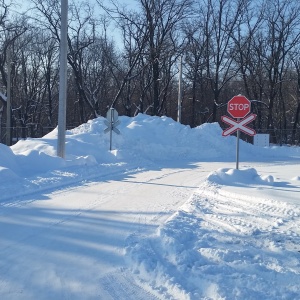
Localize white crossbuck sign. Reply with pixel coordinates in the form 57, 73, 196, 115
222, 114, 256, 136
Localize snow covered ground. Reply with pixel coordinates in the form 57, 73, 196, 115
0, 114, 299, 299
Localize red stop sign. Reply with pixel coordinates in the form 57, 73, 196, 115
227, 95, 251, 118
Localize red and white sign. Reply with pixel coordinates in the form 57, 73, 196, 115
222, 114, 257, 136
227, 95, 251, 118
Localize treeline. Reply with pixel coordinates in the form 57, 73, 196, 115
1, 0, 300, 144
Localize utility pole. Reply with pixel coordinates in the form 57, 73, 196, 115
6, 48, 11, 146
177, 55, 183, 123
57, 0, 68, 158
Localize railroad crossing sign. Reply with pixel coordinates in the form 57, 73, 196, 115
104, 108, 120, 135
221, 114, 257, 136
104, 108, 120, 151
227, 95, 251, 118
221, 95, 256, 170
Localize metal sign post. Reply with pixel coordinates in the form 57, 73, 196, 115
109, 109, 113, 151
6, 49, 11, 146
236, 123, 240, 170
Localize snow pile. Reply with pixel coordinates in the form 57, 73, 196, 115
126, 169, 300, 299
207, 167, 275, 185
0, 113, 297, 202
2, 114, 299, 184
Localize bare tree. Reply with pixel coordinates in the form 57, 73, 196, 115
290, 48, 300, 144
262, 0, 300, 133
183, 21, 211, 127
139, 0, 192, 116
33, 0, 106, 123
109, 9, 149, 113
0, 0, 27, 105
99, 0, 192, 116
231, 1, 266, 128
198, 0, 250, 122
38, 33, 59, 128
82, 33, 118, 116
96, 0, 152, 116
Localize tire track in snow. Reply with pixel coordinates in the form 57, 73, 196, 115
195, 185, 300, 238
98, 270, 161, 300
135, 182, 300, 299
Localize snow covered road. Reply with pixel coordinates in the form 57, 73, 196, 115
0, 162, 224, 300
1, 159, 300, 299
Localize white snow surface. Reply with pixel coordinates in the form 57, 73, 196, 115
0, 114, 300, 300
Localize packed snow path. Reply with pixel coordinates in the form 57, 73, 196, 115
1, 161, 300, 299
0, 162, 220, 300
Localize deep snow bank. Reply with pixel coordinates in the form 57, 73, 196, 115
0, 114, 299, 189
